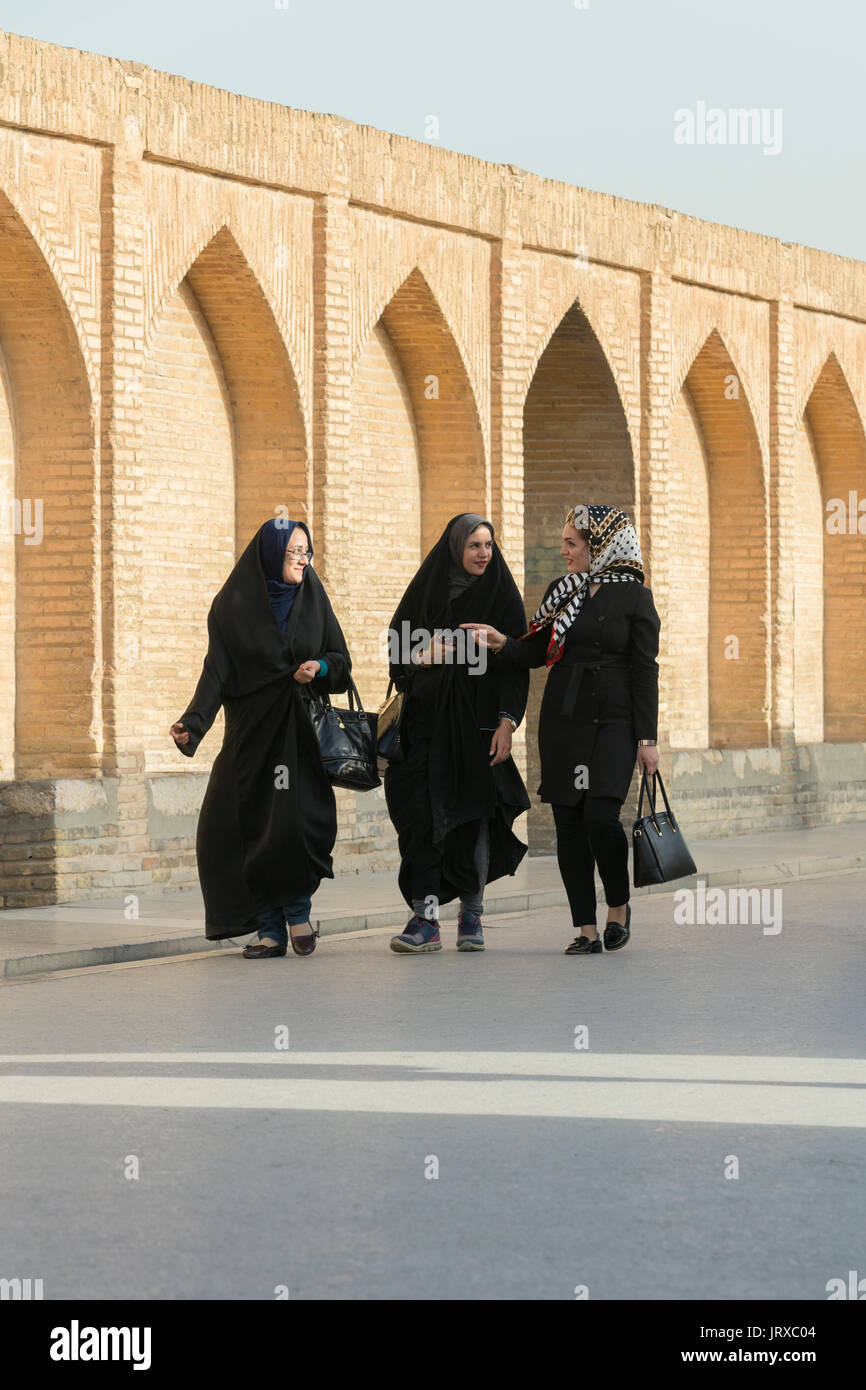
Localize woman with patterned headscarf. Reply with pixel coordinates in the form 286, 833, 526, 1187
169, 518, 352, 959
462, 504, 660, 955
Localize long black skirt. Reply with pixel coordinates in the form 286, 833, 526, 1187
195, 685, 336, 940
384, 697, 530, 910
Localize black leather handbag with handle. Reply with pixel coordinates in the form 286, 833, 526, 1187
302, 675, 381, 792
632, 767, 697, 887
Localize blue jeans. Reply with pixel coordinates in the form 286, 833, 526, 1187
256, 895, 313, 947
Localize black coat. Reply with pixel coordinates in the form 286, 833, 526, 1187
384, 519, 531, 908
498, 580, 660, 804
174, 529, 351, 939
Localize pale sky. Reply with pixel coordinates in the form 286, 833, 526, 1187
1, 0, 864, 261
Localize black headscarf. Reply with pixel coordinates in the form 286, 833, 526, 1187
258, 518, 313, 635
390, 513, 518, 644
205, 521, 348, 698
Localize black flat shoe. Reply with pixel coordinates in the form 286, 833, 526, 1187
289, 921, 317, 957
564, 934, 602, 955
603, 902, 631, 952
242, 941, 287, 958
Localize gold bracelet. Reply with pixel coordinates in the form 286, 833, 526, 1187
637, 739, 657, 746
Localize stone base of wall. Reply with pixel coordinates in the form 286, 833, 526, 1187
0, 773, 401, 908
2, 742, 865, 908
526, 741, 866, 854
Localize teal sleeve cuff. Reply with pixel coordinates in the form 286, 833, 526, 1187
318, 658, 328, 677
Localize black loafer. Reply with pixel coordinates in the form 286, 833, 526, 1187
242, 941, 287, 958
289, 922, 317, 957
603, 903, 631, 952
564, 934, 602, 955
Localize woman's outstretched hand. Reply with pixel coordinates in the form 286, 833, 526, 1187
459, 622, 506, 652
169, 721, 189, 748
637, 744, 660, 777
489, 718, 513, 765
293, 660, 321, 684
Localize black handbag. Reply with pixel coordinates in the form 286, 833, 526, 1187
631, 768, 696, 887
376, 679, 406, 770
302, 675, 381, 792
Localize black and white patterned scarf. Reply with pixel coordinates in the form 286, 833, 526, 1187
526, 504, 644, 666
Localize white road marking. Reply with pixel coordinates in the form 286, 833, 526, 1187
0, 1074, 861, 1126
0, 1052, 862, 1126
0, 1051, 863, 1083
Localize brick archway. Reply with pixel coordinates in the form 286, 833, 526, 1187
794, 354, 866, 743
0, 189, 96, 781
522, 299, 636, 848
668, 329, 769, 749
138, 226, 309, 774
345, 267, 487, 710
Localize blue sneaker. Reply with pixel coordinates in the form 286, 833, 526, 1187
456, 910, 485, 951
390, 915, 442, 953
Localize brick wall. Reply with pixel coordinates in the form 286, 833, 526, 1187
0, 30, 865, 907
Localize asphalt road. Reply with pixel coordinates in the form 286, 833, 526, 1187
0, 870, 863, 1300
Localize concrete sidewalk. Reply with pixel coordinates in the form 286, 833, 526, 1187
0, 820, 862, 978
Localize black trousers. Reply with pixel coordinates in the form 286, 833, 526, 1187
551, 795, 630, 928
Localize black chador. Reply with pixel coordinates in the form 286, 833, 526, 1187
384, 515, 531, 909
174, 524, 350, 938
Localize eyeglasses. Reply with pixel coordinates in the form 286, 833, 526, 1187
286, 548, 311, 561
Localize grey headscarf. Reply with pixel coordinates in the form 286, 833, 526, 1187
448, 512, 494, 602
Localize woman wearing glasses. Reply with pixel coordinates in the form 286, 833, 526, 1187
169, 518, 351, 958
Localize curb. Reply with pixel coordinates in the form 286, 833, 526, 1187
1, 848, 862, 980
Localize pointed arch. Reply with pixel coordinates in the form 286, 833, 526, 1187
794, 342, 863, 427
137, 225, 309, 773
519, 276, 638, 442
344, 266, 488, 710
672, 322, 762, 428
667, 329, 769, 749
522, 297, 636, 848
0, 186, 97, 782
353, 262, 487, 453
794, 354, 866, 743
0, 174, 98, 394
145, 218, 310, 436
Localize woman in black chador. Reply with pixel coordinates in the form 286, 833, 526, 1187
169, 518, 351, 958
385, 513, 531, 954
464, 504, 660, 956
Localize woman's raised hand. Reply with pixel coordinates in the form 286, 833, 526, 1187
293, 660, 321, 684
459, 622, 506, 652
169, 721, 189, 747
